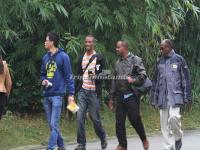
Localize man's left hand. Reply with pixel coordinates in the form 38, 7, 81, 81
127, 76, 135, 84
68, 95, 75, 104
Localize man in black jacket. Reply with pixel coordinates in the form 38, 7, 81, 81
74, 35, 107, 150
109, 40, 149, 150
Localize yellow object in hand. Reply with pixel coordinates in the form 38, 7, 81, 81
67, 102, 79, 114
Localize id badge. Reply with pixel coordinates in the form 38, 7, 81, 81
123, 93, 133, 100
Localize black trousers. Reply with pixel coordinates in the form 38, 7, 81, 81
0, 92, 7, 120
115, 95, 147, 148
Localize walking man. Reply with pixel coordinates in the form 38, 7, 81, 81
75, 35, 107, 150
0, 53, 12, 120
109, 40, 149, 150
151, 39, 192, 150
41, 32, 75, 150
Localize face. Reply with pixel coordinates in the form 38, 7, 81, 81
116, 41, 125, 55
160, 42, 171, 56
85, 37, 94, 51
44, 36, 53, 49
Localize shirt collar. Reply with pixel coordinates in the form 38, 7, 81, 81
85, 50, 96, 57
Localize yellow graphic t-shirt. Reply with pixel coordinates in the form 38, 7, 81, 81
46, 60, 57, 79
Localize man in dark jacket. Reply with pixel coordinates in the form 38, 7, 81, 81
109, 40, 149, 150
74, 35, 107, 150
41, 32, 75, 150
151, 39, 192, 150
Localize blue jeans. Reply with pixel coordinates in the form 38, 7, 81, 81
44, 96, 64, 150
77, 88, 106, 145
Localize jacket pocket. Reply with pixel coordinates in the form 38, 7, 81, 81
173, 90, 184, 105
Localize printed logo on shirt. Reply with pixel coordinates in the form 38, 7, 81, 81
46, 60, 57, 79
96, 64, 100, 71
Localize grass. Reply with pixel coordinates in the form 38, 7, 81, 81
0, 103, 200, 150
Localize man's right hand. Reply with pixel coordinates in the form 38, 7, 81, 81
42, 79, 48, 86
68, 95, 75, 105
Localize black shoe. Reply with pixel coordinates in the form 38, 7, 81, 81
101, 138, 107, 149
74, 144, 86, 150
175, 139, 182, 150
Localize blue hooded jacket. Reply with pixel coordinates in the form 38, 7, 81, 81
41, 48, 75, 97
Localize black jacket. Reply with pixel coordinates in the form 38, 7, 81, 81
75, 53, 106, 98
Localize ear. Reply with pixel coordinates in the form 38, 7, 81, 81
50, 41, 54, 46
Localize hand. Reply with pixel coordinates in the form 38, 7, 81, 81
108, 99, 114, 111
185, 101, 192, 112
68, 95, 75, 104
42, 80, 48, 86
127, 76, 135, 84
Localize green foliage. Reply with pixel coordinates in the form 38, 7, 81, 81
0, 0, 199, 113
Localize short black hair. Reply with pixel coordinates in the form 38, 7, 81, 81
118, 40, 128, 49
163, 39, 174, 49
47, 32, 60, 47
122, 40, 128, 49
85, 35, 95, 42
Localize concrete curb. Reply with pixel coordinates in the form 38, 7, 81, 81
10, 145, 45, 150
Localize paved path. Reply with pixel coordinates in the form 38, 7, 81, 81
10, 130, 200, 150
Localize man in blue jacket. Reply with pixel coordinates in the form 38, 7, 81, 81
151, 39, 192, 150
41, 32, 75, 150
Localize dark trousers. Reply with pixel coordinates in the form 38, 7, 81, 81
115, 95, 147, 148
0, 92, 7, 120
77, 88, 106, 145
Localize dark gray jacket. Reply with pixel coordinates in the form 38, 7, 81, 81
151, 50, 192, 109
111, 52, 147, 98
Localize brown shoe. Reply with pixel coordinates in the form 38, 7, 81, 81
115, 145, 127, 150
143, 139, 149, 150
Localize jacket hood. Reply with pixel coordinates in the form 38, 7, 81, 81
47, 48, 65, 56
